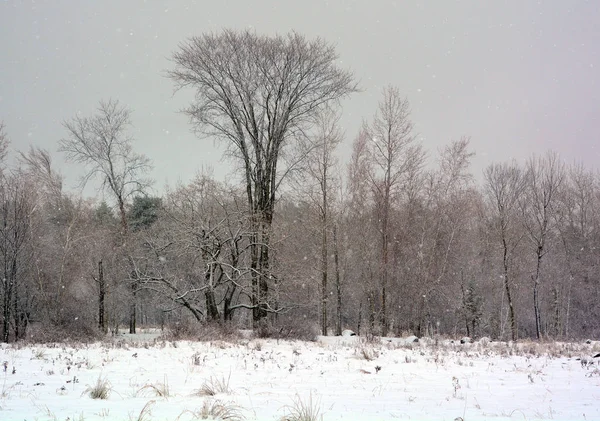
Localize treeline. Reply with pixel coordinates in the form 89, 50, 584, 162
0, 30, 598, 342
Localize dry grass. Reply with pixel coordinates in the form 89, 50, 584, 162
84, 375, 111, 399
133, 400, 156, 421
280, 393, 322, 421
357, 346, 378, 361
195, 374, 232, 396
137, 376, 170, 398
178, 399, 245, 421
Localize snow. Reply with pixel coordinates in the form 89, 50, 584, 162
1, 332, 599, 420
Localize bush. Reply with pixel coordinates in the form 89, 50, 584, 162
255, 319, 318, 342
26, 319, 102, 344
162, 320, 241, 342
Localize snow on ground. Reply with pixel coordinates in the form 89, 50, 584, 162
1, 331, 599, 421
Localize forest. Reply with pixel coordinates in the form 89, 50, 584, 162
0, 29, 598, 343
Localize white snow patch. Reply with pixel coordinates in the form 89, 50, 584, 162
0, 334, 598, 420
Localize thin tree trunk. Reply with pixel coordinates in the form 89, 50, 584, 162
532, 250, 543, 339
320, 206, 328, 336
381, 208, 389, 337
98, 260, 107, 333
368, 290, 375, 333
129, 264, 137, 334
2, 277, 10, 343
502, 238, 518, 341
12, 275, 18, 340
250, 230, 259, 325
258, 219, 270, 320
552, 286, 560, 337
333, 224, 342, 336
357, 300, 362, 336
565, 275, 573, 338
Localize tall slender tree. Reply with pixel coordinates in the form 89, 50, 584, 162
296, 106, 343, 335
520, 152, 564, 339
362, 86, 423, 335
484, 161, 525, 341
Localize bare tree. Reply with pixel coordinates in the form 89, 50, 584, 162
346, 131, 379, 334
60, 99, 152, 333
130, 175, 251, 325
0, 174, 36, 342
520, 152, 564, 338
59, 99, 152, 236
168, 29, 357, 324
554, 163, 596, 337
484, 161, 525, 341
295, 106, 343, 335
362, 86, 424, 335
411, 138, 473, 337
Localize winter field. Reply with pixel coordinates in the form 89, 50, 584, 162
1, 331, 599, 421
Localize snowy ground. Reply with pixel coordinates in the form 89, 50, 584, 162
1, 331, 599, 421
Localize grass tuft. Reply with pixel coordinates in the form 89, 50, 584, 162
84, 375, 111, 399
178, 399, 245, 421
133, 400, 156, 421
280, 393, 322, 421
137, 375, 170, 398
195, 374, 232, 396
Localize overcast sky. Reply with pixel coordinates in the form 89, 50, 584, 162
1, 0, 598, 197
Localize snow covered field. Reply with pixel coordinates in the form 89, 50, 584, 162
1, 332, 599, 421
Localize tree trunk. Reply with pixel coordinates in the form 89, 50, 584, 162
250, 230, 259, 324
257, 218, 270, 321
2, 278, 11, 343
502, 239, 518, 341
381, 207, 389, 337
357, 301, 362, 336
205, 288, 220, 321
532, 249, 543, 339
223, 284, 236, 322
333, 224, 342, 336
368, 290, 375, 333
320, 210, 328, 336
129, 279, 137, 334
12, 276, 18, 340
98, 260, 107, 334
552, 286, 560, 337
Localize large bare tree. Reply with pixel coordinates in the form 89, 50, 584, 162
168, 29, 357, 324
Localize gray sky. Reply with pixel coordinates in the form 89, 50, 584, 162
1, 0, 599, 196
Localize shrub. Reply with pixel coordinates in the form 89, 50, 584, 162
26, 319, 102, 344
162, 321, 240, 342
255, 320, 318, 342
